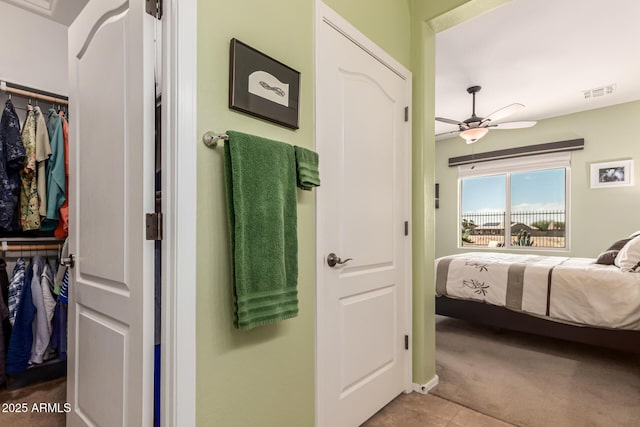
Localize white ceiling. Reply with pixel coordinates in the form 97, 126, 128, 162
435, 0, 640, 139
0, 0, 87, 26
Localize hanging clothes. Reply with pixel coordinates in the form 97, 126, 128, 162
34, 106, 51, 218
6, 262, 35, 375
0, 100, 26, 231
7, 257, 26, 326
54, 238, 69, 296
0, 284, 8, 385
0, 259, 11, 353
50, 277, 67, 361
41, 263, 56, 327
41, 109, 65, 231
0, 258, 8, 317
54, 111, 69, 238
20, 109, 41, 230
0, 259, 10, 386
51, 244, 68, 358
59, 268, 68, 303
29, 256, 50, 364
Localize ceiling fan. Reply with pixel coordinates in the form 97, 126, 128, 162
436, 86, 537, 143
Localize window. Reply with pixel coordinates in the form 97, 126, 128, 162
459, 152, 569, 249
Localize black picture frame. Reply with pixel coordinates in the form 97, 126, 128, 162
229, 38, 301, 129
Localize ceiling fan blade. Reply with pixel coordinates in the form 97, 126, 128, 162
435, 117, 464, 125
480, 103, 524, 125
436, 129, 462, 138
488, 120, 537, 129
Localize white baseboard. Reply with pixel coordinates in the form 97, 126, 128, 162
412, 375, 440, 395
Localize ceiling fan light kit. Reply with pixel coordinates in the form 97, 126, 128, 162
436, 85, 537, 143
461, 127, 488, 144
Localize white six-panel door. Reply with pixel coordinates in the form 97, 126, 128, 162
316, 3, 412, 427
67, 1, 155, 425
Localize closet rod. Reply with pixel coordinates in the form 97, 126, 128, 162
0, 80, 69, 106
2, 244, 60, 252
1, 237, 65, 251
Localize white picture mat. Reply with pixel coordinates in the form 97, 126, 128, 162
590, 159, 634, 188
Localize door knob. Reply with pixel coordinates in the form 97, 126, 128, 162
327, 253, 353, 267
61, 254, 75, 268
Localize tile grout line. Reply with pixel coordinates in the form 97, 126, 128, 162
444, 405, 463, 427
434, 394, 520, 427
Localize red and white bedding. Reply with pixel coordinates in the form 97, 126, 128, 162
435, 252, 640, 330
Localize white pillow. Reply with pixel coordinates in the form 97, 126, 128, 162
614, 235, 640, 272
629, 230, 640, 238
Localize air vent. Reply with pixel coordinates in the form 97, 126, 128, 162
582, 84, 616, 99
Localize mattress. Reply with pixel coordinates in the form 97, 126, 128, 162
435, 252, 640, 330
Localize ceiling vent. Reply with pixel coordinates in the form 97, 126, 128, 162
582, 84, 616, 99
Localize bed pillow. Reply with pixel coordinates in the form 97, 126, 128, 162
607, 238, 632, 251
614, 235, 640, 272
595, 250, 619, 265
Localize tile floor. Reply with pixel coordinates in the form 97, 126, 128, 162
362, 392, 518, 427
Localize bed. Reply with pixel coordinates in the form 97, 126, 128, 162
435, 251, 640, 353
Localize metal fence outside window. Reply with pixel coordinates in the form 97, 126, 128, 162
461, 210, 566, 248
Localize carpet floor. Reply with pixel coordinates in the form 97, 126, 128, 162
0, 377, 66, 427
433, 316, 640, 427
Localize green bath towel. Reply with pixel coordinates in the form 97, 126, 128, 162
224, 130, 299, 330
294, 146, 320, 191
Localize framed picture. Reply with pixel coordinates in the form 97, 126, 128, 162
590, 160, 634, 188
229, 38, 300, 129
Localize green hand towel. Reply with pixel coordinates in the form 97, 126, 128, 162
294, 146, 321, 191
224, 130, 299, 330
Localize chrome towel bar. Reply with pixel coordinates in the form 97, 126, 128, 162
202, 131, 229, 148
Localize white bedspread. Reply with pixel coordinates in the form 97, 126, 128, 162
435, 252, 640, 330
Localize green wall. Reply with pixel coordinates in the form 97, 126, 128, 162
323, 0, 412, 69
195, 1, 505, 424
196, 1, 413, 426
435, 100, 640, 259
196, 1, 315, 425
408, 0, 508, 385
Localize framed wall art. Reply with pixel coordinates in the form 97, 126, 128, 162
229, 38, 301, 129
590, 160, 634, 188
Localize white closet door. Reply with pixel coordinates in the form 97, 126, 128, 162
67, 0, 155, 425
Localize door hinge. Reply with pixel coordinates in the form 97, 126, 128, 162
404, 335, 409, 350
404, 221, 409, 236
145, 0, 163, 19
404, 106, 409, 122
146, 213, 163, 241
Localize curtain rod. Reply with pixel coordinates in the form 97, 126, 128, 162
0, 80, 69, 106
448, 138, 584, 167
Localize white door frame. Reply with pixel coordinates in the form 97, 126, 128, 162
161, 0, 197, 426
314, 2, 413, 425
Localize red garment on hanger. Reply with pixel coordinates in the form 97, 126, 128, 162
54, 112, 69, 238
